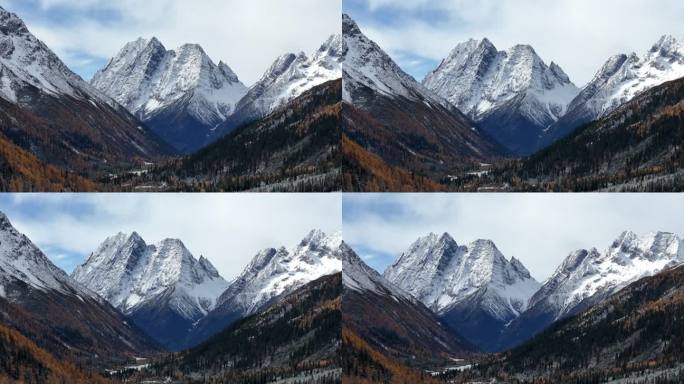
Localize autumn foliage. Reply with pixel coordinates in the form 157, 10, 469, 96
341, 327, 440, 384
0, 133, 99, 191
342, 134, 445, 192
0, 323, 109, 384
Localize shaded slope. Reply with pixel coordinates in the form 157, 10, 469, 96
187, 230, 342, 349
71, 233, 229, 351
0, 93, 172, 177
342, 14, 505, 188
126, 79, 341, 192
0, 286, 160, 369
133, 273, 342, 384
91, 38, 247, 154
0, 7, 173, 178
452, 265, 684, 383
343, 243, 474, 367
516, 77, 684, 191
0, 212, 160, 368
541, 35, 684, 148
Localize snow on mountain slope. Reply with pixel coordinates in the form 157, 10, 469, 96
0, 7, 113, 105
384, 232, 540, 321
529, 231, 684, 320
0, 7, 171, 170
342, 14, 447, 106
0, 212, 73, 297
215, 229, 342, 315
91, 38, 247, 126
423, 38, 578, 124
342, 241, 408, 300
72, 232, 228, 321
0, 211, 160, 361
217, 34, 342, 135
343, 241, 477, 362
542, 35, 684, 146
422, 38, 579, 155
498, 231, 684, 351
186, 229, 342, 347
341, 14, 504, 176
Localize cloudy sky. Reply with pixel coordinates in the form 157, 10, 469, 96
343, 194, 684, 281
344, 0, 684, 85
0, 194, 341, 279
0, 0, 341, 84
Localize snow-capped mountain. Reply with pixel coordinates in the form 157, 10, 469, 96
215, 229, 341, 314
383, 232, 540, 350
341, 14, 504, 177
0, 7, 169, 170
0, 212, 75, 298
384, 233, 540, 318
342, 14, 446, 106
0, 212, 158, 362
187, 229, 342, 346
343, 241, 475, 360
542, 35, 684, 146
0, 8, 112, 105
423, 38, 579, 155
71, 232, 228, 349
216, 34, 342, 136
531, 231, 682, 319
500, 231, 684, 350
91, 37, 247, 153
342, 241, 409, 300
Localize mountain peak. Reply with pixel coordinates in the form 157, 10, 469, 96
469, 238, 498, 249
439, 232, 456, 243
548, 35, 684, 138
91, 36, 247, 149
264, 53, 297, 78
385, 233, 540, 320
423, 36, 579, 150
510, 256, 532, 278
217, 60, 239, 82
650, 34, 680, 54
211, 231, 342, 319
176, 42, 206, 55
0, 211, 11, 229
342, 13, 360, 36
529, 231, 684, 326
157, 237, 186, 247
0, 212, 73, 295
302, 228, 326, 244
198, 255, 220, 278
72, 232, 228, 318
508, 43, 536, 55
0, 7, 28, 35
549, 61, 571, 83
479, 37, 494, 48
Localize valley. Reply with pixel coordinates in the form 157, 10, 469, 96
342, 225, 684, 383
0, 208, 342, 383
0, 5, 342, 192
341, 13, 684, 192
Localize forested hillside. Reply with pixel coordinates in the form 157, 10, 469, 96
120, 80, 342, 192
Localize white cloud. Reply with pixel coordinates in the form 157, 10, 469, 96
354, 0, 684, 84
343, 194, 684, 281
2, 193, 341, 279
2, 0, 341, 83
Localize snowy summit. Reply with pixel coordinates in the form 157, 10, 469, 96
72, 232, 229, 322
